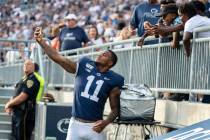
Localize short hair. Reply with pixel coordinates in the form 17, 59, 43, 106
178, 3, 197, 19
117, 21, 126, 30
190, 0, 206, 13
34, 63, 39, 72
160, 0, 175, 5
108, 50, 118, 67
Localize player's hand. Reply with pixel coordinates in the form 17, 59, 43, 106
34, 27, 43, 42
92, 120, 109, 133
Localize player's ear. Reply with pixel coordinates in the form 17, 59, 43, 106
108, 60, 113, 68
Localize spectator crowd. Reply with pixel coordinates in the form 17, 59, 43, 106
0, 0, 141, 63
0, 0, 137, 44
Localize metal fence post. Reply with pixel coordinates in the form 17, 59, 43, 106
189, 31, 197, 101
128, 49, 134, 84
155, 39, 161, 97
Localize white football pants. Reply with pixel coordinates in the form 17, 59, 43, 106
66, 118, 106, 140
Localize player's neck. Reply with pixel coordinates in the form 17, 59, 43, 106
95, 62, 109, 73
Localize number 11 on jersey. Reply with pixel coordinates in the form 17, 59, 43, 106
81, 75, 104, 102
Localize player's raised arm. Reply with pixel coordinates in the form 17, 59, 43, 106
34, 27, 77, 74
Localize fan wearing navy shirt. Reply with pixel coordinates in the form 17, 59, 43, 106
34, 27, 124, 140
59, 14, 89, 51
130, 0, 160, 37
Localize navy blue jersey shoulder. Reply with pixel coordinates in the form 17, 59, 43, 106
72, 57, 124, 121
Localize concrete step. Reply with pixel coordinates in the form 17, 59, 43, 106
0, 113, 11, 122
0, 104, 5, 113
0, 130, 11, 139
0, 88, 14, 96
0, 130, 35, 140
0, 96, 11, 104
0, 121, 11, 130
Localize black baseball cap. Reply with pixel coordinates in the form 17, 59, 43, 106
156, 4, 178, 17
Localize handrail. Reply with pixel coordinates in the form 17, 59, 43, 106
0, 26, 208, 52
0, 38, 35, 43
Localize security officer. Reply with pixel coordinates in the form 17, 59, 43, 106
5, 59, 40, 140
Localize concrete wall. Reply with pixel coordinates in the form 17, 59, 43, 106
154, 100, 210, 128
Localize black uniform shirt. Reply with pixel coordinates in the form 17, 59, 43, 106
14, 73, 40, 109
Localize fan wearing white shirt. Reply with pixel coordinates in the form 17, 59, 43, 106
178, 2, 210, 103
178, 2, 210, 57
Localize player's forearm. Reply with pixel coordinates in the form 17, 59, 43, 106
104, 108, 119, 124
34, 27, 76, 73
37, 39, 61, 63
106, 87, 121, 124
